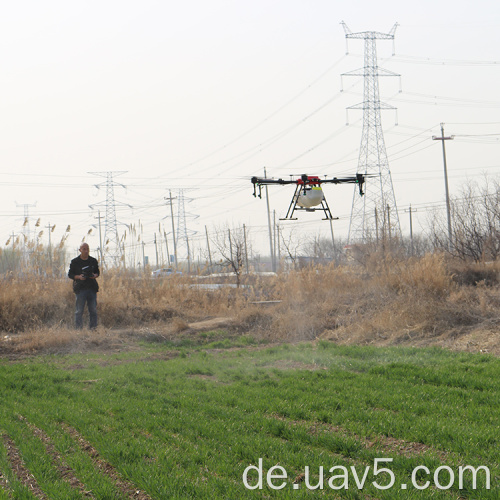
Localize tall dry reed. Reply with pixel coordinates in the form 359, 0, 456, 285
0, 255, 498, 352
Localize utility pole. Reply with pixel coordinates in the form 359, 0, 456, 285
405, 205, 416, 256
432, 123, 454, 251
243, 224, 249, 274
45, 223, 54, 248
228, 229, 233, 262
165, 191, 178, 268
205, 225, 213, 270
154, 233, 158, 267
329, 219, 335, 261
276, 223, 281, 264
45, 223, 55, 267
273, 210, 277, 271
163, 230, 170, 267
94, 210, 105, 266
264, 167, 275, 272
186, 234, 191, 274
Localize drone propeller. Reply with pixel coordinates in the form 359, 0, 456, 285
251, 172, 376, 198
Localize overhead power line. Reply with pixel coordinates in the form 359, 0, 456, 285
392, 54, 500, 66
156, 56, 347, 179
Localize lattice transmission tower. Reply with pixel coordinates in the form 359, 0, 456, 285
15, 202, 37, 243
89, 171, 131, 267
175, 190, 198, 272
342, 22, 402, 245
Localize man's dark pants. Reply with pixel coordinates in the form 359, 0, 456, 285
75, 289, 97, 329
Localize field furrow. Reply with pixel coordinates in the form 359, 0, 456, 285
1, 434, 46, 499
18, 416, 94, 499
62, 424, 152, 500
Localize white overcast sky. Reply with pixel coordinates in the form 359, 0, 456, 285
0, 0, 499, 264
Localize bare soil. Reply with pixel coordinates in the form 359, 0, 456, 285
2, 433, 48, 499
1, 314, 499, 360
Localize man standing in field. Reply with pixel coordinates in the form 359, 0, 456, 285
68, 243, 100, 329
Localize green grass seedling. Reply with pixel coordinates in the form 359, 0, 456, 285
0, 343, 498, 498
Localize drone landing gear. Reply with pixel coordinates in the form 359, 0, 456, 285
319, 199, 339, 221
280, 185, 339, 221
280, 185, 302, 221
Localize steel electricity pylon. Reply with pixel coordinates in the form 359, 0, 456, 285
15, 202, 37, 243
175, 189, 198, 273
342, 21, 402, 245
89, 171, 131, 267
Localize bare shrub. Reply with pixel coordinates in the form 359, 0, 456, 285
428, 175, 500, 261
171, 317, 189, 333
448, 259, 499, 287
232, 306, 274, 334
373, 253, 452, 298
258, 265, 367, 341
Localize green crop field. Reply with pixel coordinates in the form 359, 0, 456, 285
0, 337, 498, 499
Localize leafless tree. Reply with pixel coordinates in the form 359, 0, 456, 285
279, 227, 302, 268
301, 234, 348, 266
399, 234, 433, 258
210, 225, 248, 286
428, 175, 500, 262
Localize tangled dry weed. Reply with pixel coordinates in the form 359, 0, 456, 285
1, 254, 499, 356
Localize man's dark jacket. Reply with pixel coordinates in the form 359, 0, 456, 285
68, 256, 100, 293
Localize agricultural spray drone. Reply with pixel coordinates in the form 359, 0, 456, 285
251, 173, 367, 220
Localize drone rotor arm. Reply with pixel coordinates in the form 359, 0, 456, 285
252, 177, 295, 186
320, 176, 358, 185
251, 176, 295, 198
318, 174, 370, 195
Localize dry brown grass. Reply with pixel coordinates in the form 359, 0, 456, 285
1, 255, 499, 356
232, 254, 499, 353
2, 326, 118, 356
0, 277, 74, 332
